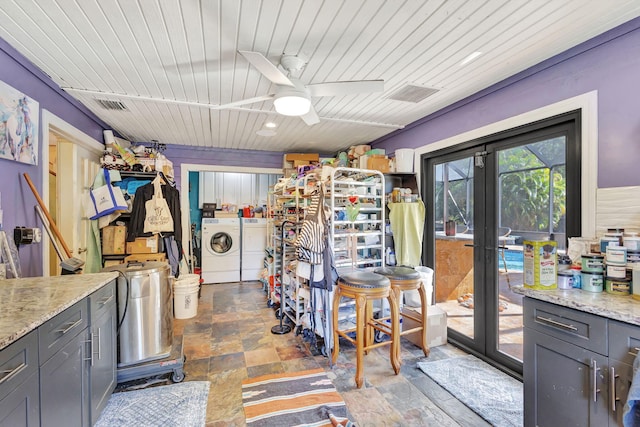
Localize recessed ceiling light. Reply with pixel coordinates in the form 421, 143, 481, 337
460, 51, 483, 66
264, 122, 277, 128
256, 129, 276, 137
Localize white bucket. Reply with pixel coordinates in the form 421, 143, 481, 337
174, 274, 200, 319
404, 266, 433, 307
395, 148, 415, 173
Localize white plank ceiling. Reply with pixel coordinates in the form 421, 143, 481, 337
1, 0, 639, 153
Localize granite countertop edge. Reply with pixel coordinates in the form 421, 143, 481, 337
0, 272, 119, 350
513, 285, 640, 326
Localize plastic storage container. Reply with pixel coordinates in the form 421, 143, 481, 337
174, 274, 201, 319
394, 149, 415, 173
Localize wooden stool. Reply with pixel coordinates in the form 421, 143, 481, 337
331, 270, 400, 388
373, 266, 430, 360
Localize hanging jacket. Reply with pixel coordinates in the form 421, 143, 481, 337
127, 181, 182, 259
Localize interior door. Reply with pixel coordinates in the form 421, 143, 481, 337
56, 137, 101, 270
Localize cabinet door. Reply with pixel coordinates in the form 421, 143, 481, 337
524, 327, 609, 427
90, 308, 117, 425
40, 328, 89, 427
0, 372, 39, 427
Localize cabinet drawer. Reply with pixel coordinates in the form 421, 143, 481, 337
609, 319, 640, 364
89, 280, 116, 321
524, 297, 607, 355
0, 330, 38, 402
38, 299, 88, 365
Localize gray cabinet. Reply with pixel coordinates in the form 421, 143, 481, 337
88, 282, 117, 425
0, 331, 39, 427
524, 297, 640, 427
39, 327, 90, 427
0, 279, 117, 427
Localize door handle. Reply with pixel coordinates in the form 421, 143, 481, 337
610, 366, 620, 411
77, 247, 88, 254
592, 359, 601, 402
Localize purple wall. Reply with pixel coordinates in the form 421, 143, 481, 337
373, 17, 640, 189
0, 39, 108, 277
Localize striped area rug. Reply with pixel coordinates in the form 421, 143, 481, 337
242, 368, 352, 427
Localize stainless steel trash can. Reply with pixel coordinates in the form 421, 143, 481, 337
103, 262, 173, 366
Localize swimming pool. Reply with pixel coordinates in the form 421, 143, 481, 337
501, 249, 523, 272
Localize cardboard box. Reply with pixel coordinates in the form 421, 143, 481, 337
284, 153, 320, 162
402, 305, 447, 348
124, 253, 167, 263
126, 235, 159, 254
283, 153, 319, 172
215, 212, 239, 218
524, 240, 557, 289
367, 155, 390, 173
102, 225, 126, 255
103, 259, 123, 268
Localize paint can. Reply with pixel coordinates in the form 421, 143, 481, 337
557, 270, 574, 289
581, 271, 604, 293
606, 245, 627, 266
633, 264, 640, 301
606, 264, 627, 279
600, 236, 620, 253
581, 254, 604, 273
605, 277, 631, 296
624, 236, 640, 251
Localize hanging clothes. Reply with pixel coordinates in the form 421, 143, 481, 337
127, 175, 183, 264
388, 200, 425, 267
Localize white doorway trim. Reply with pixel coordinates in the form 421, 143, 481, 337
40, 110, 103, 276
414, 90, 598, 238
179, 163, 282, 270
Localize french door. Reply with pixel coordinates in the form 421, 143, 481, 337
423, 112, 581, 373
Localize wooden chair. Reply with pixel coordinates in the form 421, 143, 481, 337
331, 270, 400, 388
372, 266, 430, 361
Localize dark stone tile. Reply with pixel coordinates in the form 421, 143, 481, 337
210, 352, 245, 373
183, 357, 210, 381
275, 343, 311, 360
246, 362, 284, 378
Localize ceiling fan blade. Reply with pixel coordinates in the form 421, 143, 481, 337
238, 51, 295, 87
307, 80, 384, 97
212, 94, 274, 110
301, 105, 320, 126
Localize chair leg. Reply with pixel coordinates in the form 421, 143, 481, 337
331, 287, 341, 365
389, 286, 403, 362
387, 294, 401, 374
417, 282, 430, 357
355, 294, 366, 388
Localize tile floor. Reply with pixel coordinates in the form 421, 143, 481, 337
172, 281, 494, 426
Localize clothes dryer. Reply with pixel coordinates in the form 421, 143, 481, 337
201, 218, 241, 283
241, 218, 268, 281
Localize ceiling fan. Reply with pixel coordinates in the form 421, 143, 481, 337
227, 51, 385, 126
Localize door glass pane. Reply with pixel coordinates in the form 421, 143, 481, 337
434, 156, 475, 340
496, 136, 566, 361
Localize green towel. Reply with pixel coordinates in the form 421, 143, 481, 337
388, 200, 425, 267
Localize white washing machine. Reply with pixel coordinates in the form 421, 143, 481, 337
201, 218, 241, 284
241, 218, 268, 281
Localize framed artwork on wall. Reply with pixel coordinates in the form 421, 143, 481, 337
0, 80, 39, 165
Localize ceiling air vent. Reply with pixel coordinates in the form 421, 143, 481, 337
95, 99, 128, 111
387, 84, 439, 103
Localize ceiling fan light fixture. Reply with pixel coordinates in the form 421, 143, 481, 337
273, 92, 311, 116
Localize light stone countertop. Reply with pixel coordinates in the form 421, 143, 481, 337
514, 285, 640, 326
0, 272, 119, 350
